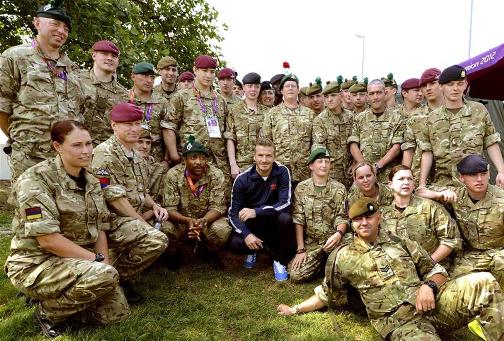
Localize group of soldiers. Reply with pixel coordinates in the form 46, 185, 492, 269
1, 1, 504, 340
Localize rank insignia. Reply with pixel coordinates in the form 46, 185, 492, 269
25, 207, 42, 220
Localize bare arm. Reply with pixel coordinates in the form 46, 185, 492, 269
402, 149, 413, 167
94, 230, 110, 264
226, 139, 240, 178
418, 151, 433, 187
36, 233, 96, 260
430, 245, 453, 264
487, 143, 504, 187
163, 129, 180, 164
349, 142, 364, 163
277, 294, 326, 316
377, 144, 401, 168
0, 112, 8, 136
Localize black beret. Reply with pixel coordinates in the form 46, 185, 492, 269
242, 72, 261, 85
457, 154, 489, 175
260, 81, 274, 92
439, 65, 466, 85
37, 1, 72, 31
234, 79, 243, 88
270, 74, 285, 85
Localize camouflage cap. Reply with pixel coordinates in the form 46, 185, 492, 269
349, 197, 378, 220
382, 73, 397, 88
132, 62, 157, 75
306, 77, 323, 96
307, 147, 330, 165
182, 135, 209, 157
157, 56, 177, 70
340, 76, 358, 90
457, 154, 489, 175
139, 127, 152, 139
299, 86, 308, 97
322, 81, 341, 95
349, 82, 367, 93
36, 0, 72, 31
439, 65, 466, 85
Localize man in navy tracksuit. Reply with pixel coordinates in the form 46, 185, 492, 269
228, 138, 296, 281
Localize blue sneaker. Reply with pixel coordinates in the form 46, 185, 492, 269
273, 260, 288, 281
243, 253, 257, 269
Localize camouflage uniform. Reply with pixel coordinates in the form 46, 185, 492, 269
401, 105, 431, 184
79, 69, 129, 146
380, 195, 461, 270
143, 155, 166, 202
311, 108, 353, 188
91, 135, 168, 281
153, 83, 177, 102
261, 103, 314, 182
289, 178, 348, 282
130, 91, 171, 162
221, 92, 241, 106
4, 156, 129, 324
417, 101, 501, 186
223, 100, 269, 170
161, 88, 231, 180
161, 163, 231, 250
0, 42, 84, 180
347, 182, 393, 208
441, 184, 504, 287
347, 108, 404, 183
317, 232, 504, 340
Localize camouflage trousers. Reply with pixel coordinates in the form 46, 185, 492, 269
450, 248, 504, 288
8, 149, 47, 183
288, 246, 326, 283
7, 257, 130, 324
387, 272, 504, 341
161, 217, 231, 252
109, 216, 168, 282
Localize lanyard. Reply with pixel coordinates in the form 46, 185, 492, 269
184, 168, 208, 198
193, 86, 219, 117
129, 90, 154, 121
31, 39, 67, 81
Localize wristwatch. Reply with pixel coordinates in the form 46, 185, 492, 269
424, 280, 438, 295
292, 305, 301, 315
94, 253, 105, 262
296, 248, 306, 254
335, 230, 344, 236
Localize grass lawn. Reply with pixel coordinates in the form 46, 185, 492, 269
0, 181, 478, 341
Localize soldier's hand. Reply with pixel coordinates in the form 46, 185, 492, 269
496, 172, 504, 188
415, 284, 436, 313
230, 163, 240, 179
153, 204, 169, 221
277, 304, 296, 316
244, 233, 263, 250
323, 232, 343, 252
291, 252, 306, 270
439, 189, 457, 203
239, 208, 257, 222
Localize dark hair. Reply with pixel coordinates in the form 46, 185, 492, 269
388, 164, 412, 181
51, 120, 89, 144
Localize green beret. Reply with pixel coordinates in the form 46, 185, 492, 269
299, 86, 309, 97
382, 73, 397, 88
349, 82, 367, 93
340, 76, 358, 90
306, 77, 323, 96
280, 73, 299, 89
323, 81, 341, 95
307, 147, 330, 165
349, 197, 378, 220
182, 135, 209, 157
132, 62, 157, 75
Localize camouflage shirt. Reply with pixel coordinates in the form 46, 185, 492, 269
401, 105, 431, 183
292, 178, 348, 248
220, 92, 241, 106
347, 108, 404, 182
0, 42, 84, 159
223, 100, 269, 169
347, 182, 394, 208
130, 90, 171, 162
5, 156, 110, 272
311, 108, 353, 187
91, 135, 150, 212
417, 101, 501, 186
80, 69, 128, 146
161, 163, 227, 218
321, 232, 447, 337
144, 155, 167, 202
380, 195, 461, 268
261, 103, 314, 182
153, 83, 177, 102
161, 88, 230, 175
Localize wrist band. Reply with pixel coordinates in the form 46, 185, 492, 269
296, 248, 306, 254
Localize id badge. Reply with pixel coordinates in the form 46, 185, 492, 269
206, 116, 221, 138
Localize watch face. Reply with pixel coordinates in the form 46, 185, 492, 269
95, 253, 105, 262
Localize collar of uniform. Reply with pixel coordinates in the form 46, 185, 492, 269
306, 177, 331, 196
397, 195, 422, 217
460, 184, 493, 209
110, 135, 141, 163
54, 154, 91, 191
185, 165, 211, 186
440, 98, 470, 117
131, 90, 162, 105
89, 69, 117, 86
279, 102, 301, 114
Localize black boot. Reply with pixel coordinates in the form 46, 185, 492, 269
120, 282, 144, 305
33, 307, 64, 338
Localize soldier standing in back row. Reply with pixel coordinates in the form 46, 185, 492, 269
0, 2, 84, 181
80, 40, 128, 146
153, 56, 178, 101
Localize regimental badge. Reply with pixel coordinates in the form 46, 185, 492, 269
96, 168, 111, 188
461, 70, 466, 78
25, 207, 42, 220
187, 143, 192, 151
270, 183, 277, 190
43, 4, 52, 11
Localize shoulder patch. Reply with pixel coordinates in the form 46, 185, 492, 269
96, 168, 111, 188
25, 207, 42, 221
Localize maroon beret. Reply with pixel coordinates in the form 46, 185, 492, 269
179, 71, 195, 82
193, 55, 217, 69
92, 40, 120, 55
110, 103, 143, 122
401, 78, 420, 91
218, 67, 235, 79
419, 68, 441, 86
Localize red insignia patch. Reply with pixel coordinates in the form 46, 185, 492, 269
270, 183, 277, 190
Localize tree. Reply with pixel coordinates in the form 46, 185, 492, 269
0, 0, 227, 85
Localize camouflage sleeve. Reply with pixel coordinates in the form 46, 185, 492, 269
416, 120, 432, 152
390, 118, 405, 145
430, 201, 462, 251
160, 168, 181, 211
332, 185, 348, 228
401, 120, 416, 151
91, 151, 128, 203
347, 113, 361, 145
311, 115, 326, 150
13, 174, 61, 236
482, 104, 501, 148
403, 237, 448, 279
0, 55, 18, 115
223, 109, 236, 141
261, 111, 273, 140
208, 168, 227, 214
292, 184, 306, 225
160, 92, 183, 131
